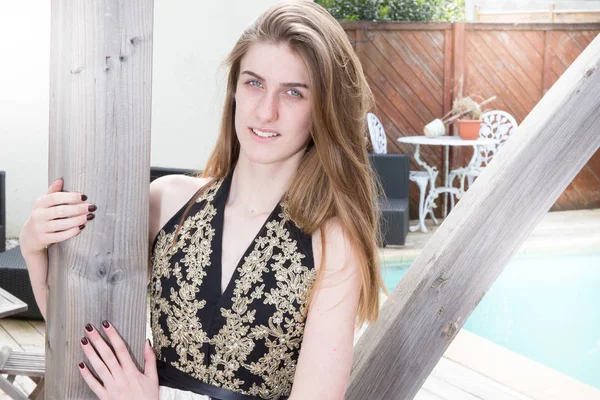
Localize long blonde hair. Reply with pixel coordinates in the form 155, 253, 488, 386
172, 0, 385, 326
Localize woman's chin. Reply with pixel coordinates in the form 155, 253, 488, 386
242, 153, 284, 165
238, 148, 300, 167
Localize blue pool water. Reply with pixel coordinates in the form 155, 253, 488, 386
381, 252, 600, 390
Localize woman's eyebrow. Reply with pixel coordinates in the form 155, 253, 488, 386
241, 70, 309, 89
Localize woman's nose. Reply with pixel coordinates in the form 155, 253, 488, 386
256, 92, 278, 122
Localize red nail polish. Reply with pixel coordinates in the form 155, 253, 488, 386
81, 337, 88, 345
81, 194, 88, 201
78, 362, 85, 369
85, 323, 93, 332
79, 225, 85, 230
88, 205, 97, 212
87, 214, 95, 221
102, 320, 110, 328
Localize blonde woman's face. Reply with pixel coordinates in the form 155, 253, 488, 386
234, 42, 312, 165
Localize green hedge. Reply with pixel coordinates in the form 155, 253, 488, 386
315, 0, 465, 22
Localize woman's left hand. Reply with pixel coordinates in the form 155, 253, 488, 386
78, 320, 159, 400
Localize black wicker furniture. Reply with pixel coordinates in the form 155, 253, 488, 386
0, 247, 41, 320
368, 153, 410, 246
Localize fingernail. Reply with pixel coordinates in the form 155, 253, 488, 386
87, 214, 95, 221
102, 320, 110, 328
147, 339, 151, 346
79, 225, 85, 230
88, 205, 97, 212
81, 194, 88, 201
85, 323, 93, 332
81, 337, 88, 345
78, 362, 85, 369
54, 177, 63, 183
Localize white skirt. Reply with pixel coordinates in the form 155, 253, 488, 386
159, 385, 212, 400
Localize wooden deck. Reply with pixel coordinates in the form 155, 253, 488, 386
417, 357, 532, 400
1, 209, 599, 399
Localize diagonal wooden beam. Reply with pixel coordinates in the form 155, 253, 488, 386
47, 1, 153, 398
347, 33, 600, 399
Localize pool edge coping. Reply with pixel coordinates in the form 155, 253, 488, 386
444, 329, 600, 400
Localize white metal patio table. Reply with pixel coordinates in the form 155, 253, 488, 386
397, 135, 499, 233
0, 287, 27, 318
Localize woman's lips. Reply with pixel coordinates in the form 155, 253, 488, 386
249, 127, 280, 142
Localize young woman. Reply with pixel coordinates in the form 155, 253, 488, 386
19, 1, 386, 399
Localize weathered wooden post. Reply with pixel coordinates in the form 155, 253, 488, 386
47, 1, 153, 398
347, 34, 600, 399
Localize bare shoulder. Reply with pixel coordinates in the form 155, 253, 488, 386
149, 174, 212, 245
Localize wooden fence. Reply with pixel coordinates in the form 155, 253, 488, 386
344, 21, 600, 217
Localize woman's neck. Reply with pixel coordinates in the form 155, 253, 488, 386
227, 153, 301, 215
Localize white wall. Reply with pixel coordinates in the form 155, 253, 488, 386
466, 0, 600, 19
0, 0, 282, 237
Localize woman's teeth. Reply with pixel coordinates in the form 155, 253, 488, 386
252, 128, 279, 138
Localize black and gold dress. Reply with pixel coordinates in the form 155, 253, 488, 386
150, 173, 317, 400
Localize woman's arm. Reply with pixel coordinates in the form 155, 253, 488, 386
22, 250, 50, 320
20, 178, 94, 320
289, 219, 361, 400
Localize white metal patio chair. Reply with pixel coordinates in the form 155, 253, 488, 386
367, 113, 438, 229
449, 110, 518, 207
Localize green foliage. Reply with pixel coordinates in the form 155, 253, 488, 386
315, 0, 386, 21
315, 0, 465, 22
433, 0, 466, 22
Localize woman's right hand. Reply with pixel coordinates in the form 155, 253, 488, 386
19, 178, 96, 258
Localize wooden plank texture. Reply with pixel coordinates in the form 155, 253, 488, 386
47, 0, 153, 398
427, 358, 532, 400
346, 32, 600, 400
0, 320, 44, 351
450, 23, 466, 178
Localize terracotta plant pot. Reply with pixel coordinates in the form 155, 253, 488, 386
457, 119, 482, 140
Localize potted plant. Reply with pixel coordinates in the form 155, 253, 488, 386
453, 96, 484, 140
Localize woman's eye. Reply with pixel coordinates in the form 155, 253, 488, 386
288, 89, 303, 98
248, 80, 262, 87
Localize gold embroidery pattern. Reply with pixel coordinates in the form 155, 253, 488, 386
150, 179, 222, 376
150, 181, 316, 400
209, 215, 317, 399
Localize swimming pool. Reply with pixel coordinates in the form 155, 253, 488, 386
381, 252, 600, 390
